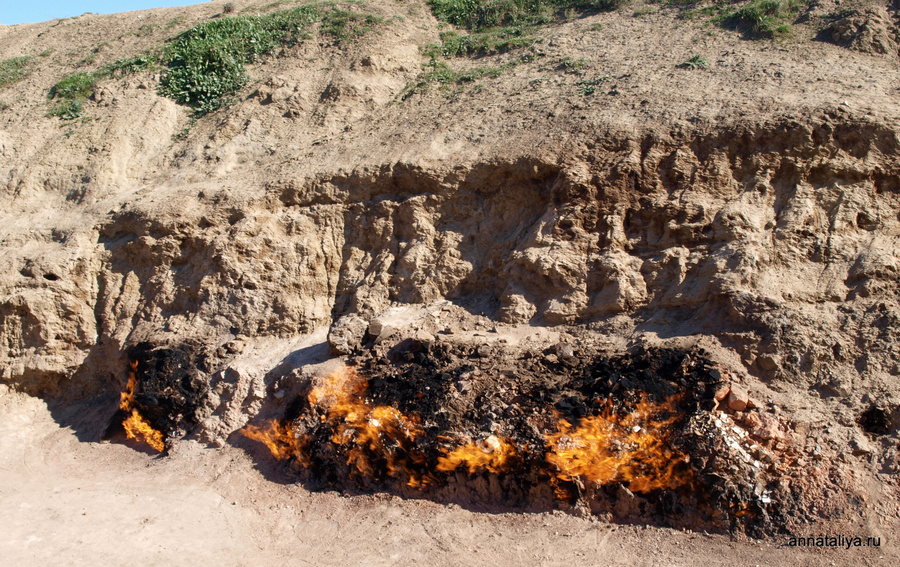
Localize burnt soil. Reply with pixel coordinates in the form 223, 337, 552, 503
224, 339, 798, 537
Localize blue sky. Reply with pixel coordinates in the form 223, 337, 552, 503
1, 1, 207, 25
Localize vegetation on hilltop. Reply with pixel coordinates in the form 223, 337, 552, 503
47, 4, 384, 119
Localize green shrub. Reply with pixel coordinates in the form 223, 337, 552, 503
158, 6, 327, 114
48, 6, 384, 118
0, 56, 33, 89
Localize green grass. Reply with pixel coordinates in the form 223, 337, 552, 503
48, 100, 83, 120
105, 54, 158, 77
0, 57, 33, 90
574, 75, 608, 95
718, 0, 801, 38
402, 60, 508, 99
48, 53, 158, 116
556, 56, 588, 73
165, 15, 188, 29
49, 72, 97, 100
679, 4, 722, 21
424, 27, 535, 57
428, 0, 625, 31
320, 9, 384, 40
423, 0, 625, 59
677, 54, 707, 69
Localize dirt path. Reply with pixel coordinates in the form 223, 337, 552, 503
0, 389, 890, 567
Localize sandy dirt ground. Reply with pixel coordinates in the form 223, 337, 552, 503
0, 388, 891, 567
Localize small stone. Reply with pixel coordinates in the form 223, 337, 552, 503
742, 412, 763, 430
555, 342, 575, 358
714, 384, 731, 402
327, 314, 368, 355
368, 318, 397, 344
758, 355, 779, 371
750, 414, 783, 441
727, 385, 750, 412
415, 330, 435, 343
850, 433, 873, 455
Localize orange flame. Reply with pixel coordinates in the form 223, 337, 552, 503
245, 366, 429, 487
118, 361, 166, 453
122, 409, 166, 452
242, 364, 694, 496
437, 435, 517, 475
545, 395, 692, 493
310, 366, 428, 487
244, 420, 309, 464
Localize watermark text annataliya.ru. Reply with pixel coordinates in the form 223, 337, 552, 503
787, 535, 881, 549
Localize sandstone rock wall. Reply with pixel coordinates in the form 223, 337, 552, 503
2, 120, 898, 422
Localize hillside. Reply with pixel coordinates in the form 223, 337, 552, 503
1, 0, 898, 564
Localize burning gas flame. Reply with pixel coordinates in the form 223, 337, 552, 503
437, 435, 517, 475
118, 361, 166, 453
245, 366, 428, 487
311, 366, 428, 487
243, 420, 309, 464
545, 395, 692, 494
243, 365, 694, 496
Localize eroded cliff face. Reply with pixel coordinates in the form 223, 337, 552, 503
6, 121, 899, 401
1, 0, 899, 535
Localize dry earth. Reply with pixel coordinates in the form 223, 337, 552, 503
1, 0, 900, 563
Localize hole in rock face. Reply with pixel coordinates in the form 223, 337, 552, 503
242, 344, 793, 535
859, 405, 893, 435
43, 273, 59, 281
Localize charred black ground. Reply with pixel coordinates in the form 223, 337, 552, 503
102, 341, 210, 446
246, 341, 796, 535
100, 336, 803, 535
